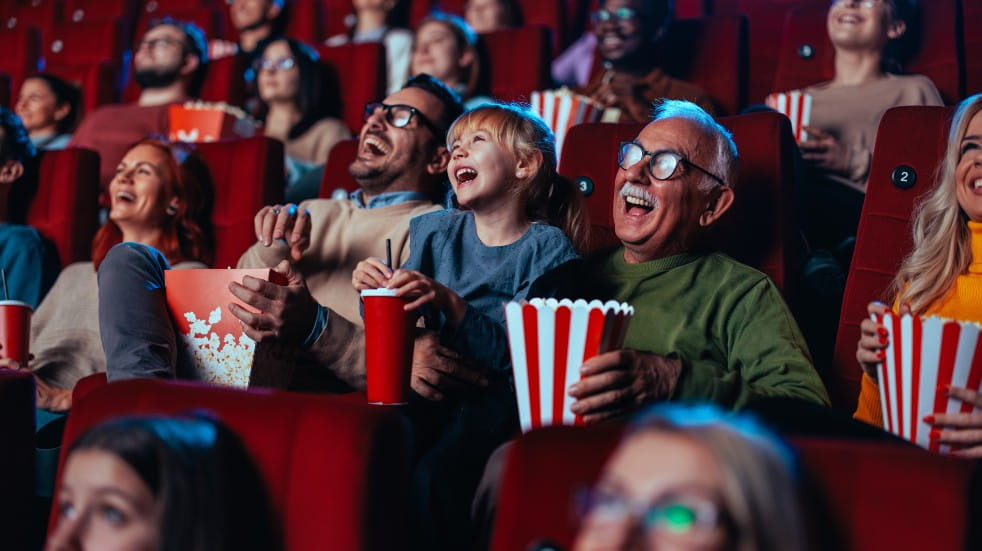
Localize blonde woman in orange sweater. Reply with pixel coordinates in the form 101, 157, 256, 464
856, 93, 982, 457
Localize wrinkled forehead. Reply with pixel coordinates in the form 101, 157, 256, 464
635, 116, 715, 162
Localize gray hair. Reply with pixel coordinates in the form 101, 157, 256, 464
651, 99, 739, 193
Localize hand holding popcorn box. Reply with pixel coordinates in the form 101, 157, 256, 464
529, 89, 606, 162
164, 269, 287, 388
506, 299, 634, 433
875, 312, 982, 454
764, 91, 813, 143
168, 101, 258, 143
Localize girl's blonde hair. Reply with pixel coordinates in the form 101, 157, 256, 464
892, 93, 982, 313
446, 103, 588, 251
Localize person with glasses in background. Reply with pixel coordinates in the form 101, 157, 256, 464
573, 404, 806, 551
70, 18, 209, 189
555, 0, 714, 121
253, 37, 350, 201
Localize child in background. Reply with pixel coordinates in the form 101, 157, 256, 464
353, 102, 585, 373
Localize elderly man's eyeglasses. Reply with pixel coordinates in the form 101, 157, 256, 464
830, 0, 887, 9
591, 6, 638, 24
253, 57, 296, 72
577, 487, 726, 543
618, 141, 728, 188
363, 102, 443, 137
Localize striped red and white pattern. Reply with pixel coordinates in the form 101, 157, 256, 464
529, 89, 605, 162
506, 299, 634, 433
765, 91, 813, 143
876, 312, 982, 454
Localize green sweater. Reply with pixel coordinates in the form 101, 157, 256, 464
599, 249, 830, 408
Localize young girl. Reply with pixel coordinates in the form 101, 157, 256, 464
353, 102, 586, 373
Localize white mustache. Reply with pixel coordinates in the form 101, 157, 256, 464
620, 183, 659, 209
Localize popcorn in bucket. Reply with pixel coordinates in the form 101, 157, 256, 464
764, 91, 813, 143
506, 298, 634, 433
875, 312, 982, 454
168, 101, 258, 143
164, 269, 287, 388
529, 89, 606, 162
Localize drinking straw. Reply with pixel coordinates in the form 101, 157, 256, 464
385, 239, 392, 268
1, 269, 7, 301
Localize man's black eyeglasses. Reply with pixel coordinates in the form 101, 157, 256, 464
363, 102, 443, 137
617, 141, 729, 188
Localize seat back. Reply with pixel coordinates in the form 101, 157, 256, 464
480, 25, 552, 103
27, 147, 101, 266
319, 138, 360, 198
51, 379, 411, 551
0, 27, 41, 94
318, 42, 387, 133
62, 0, 139, 25
45, 61, 117, 113
44, 20, 123, 67
0, 369, 35, 551
831, 106, 953, 409
963, 0, 982, 96
559, 111, 798, 298
195, 136, 285, 268
283, 0, 324, 44
491, 424, 981, 551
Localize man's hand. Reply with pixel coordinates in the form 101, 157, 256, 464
253, 203, 311, 261
228, 260, 319, 344
35, 377, 72, 412
568, 349, 682, 423
800, 126, 850, 174
411, 332, 488, 401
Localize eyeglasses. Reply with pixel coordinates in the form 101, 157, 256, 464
576, 487, 726, 543
618, 141, 728, 188
830, 0, 888, 9
253, 57, 296, 72
137, 36, 183, 52
591, 6, 638, 24
363, 102, 443, 137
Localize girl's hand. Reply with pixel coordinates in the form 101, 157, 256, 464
856, 302, 891, 380
352, 257, 393, 291
926, 387, 982, 458
387, 270, 466, 324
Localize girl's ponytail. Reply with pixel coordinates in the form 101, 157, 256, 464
525, 172, 589, 253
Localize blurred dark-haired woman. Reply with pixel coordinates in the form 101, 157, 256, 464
15, 73, 81, 151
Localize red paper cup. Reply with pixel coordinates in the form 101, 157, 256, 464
0, 300, 32, 363
362, 289, 415, 405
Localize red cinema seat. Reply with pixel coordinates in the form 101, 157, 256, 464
142, 0, 212, 15
44, 20, 123, 68
830, 106, 953, 410
0, 27, 41, 95
323, 0, 356, 39
319, 138, 360, 198
27, 147, 101, 266
284, 0, 324, 44
491, 425, 981, 551
318, 42, 387, 133
45, 62, 117, 113
51, 378, 411, 551
655, 14, 747, 116
0, 72, 9, 106
0, 369, 35, 551
480, 25, 552, 103
517, 0, 568, 51
774, 1, 963, 104
3, 0, 61, 36
560, 111, 799, 299
963, 0, 982, 96
196, 136, 285, 268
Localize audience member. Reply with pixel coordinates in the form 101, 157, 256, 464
325, 0, 413, 95
254, 37, 350, 201
576, 0, 714, 121
464, 0, 519, 34
0, 107, 53, 309
46, 415, 279, 551
229, 0, 284, 58
70, 18, 209, 188
573, 404, 806, 551
411, 13, 492, 111
855, 93, 982, 457
14, 74, 81, 151
779, 0, 942, 251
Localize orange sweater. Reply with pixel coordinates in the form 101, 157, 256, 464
854, 221, 982, 425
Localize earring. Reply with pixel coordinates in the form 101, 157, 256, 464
517, 170, 527, 179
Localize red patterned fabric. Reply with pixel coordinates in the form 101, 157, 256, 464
50, 378, 411, 551
831, 106, 954, 410
27, 147, 101, 267
0, 369, 35, 551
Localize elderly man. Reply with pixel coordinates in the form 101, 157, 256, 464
71, 18, 209, 187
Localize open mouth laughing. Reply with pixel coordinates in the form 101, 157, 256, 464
620, 182, 658, 214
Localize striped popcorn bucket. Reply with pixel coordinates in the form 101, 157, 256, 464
505, 298, 634, 433
529, 89, 605, 163
875, 312, 982, 454
765, 91, 813, 143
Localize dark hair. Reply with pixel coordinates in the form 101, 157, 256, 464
254, 37, 340, 139
92, 138, 214, 269
0, 106, 36, 164
414, 12, 487, 100
25, 73, 82, 135
66, 414, 280, 551
882, 0, 920, 73
401, 73, 465, 138
465, 0, 522, 27
599, 0, 674, 41
147, 17, 210, 96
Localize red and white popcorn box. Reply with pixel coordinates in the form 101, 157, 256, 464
168, 101, 258, 143
164, 269, 287, 388
506, 298, 634, 433
765, 91, 813, 143
529, 89, 606, 162
875, 312, 982, 454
